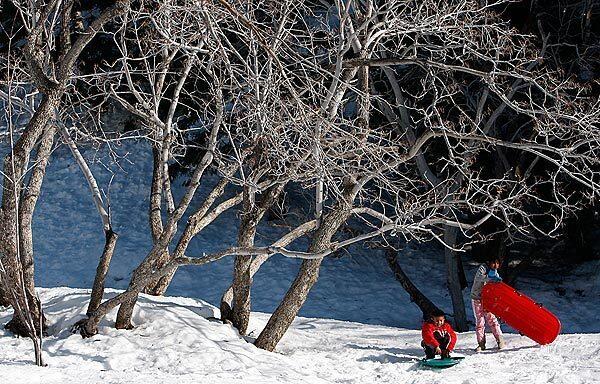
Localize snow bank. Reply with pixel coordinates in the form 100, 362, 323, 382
0, 288, 327, 384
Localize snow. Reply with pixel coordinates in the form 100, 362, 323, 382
0, 142, 598, 383
0, 288, 598, 384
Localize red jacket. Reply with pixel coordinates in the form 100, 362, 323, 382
421, 321, 457, 351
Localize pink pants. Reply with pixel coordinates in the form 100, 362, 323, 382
471, 299, 502, 344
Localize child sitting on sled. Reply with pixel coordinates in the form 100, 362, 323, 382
471, 255, 505, 351
421, 309, 457, 359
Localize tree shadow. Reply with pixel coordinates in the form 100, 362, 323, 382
346, 343, 424, 357
346, 343, 428, 368
43, 343, 112, 370
0, 358, 41, 366
356, 353, 420, 364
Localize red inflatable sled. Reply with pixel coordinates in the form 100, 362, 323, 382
481, 282, 561, 345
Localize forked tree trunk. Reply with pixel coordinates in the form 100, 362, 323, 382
11, 124, 57, 333
220, 219, 319, 328
225, 185, 283, 335
0, 0, 131, 340
115, 248, 166, 329
0, 93, 60, 336
152, 167, 237, 296
115, 121, 222, 329
141, 249, 172, 296
254, 205, 351, 351
444, 226, 468, 331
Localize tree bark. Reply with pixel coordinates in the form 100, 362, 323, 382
224, 186, 258, 334
230, 239, 255, 334
142, 146, 169, 295
11, 124, 57, 333
150, 166, 238, 296
227, 184, 284, 335
87, 229, 118, 316
254, 204, 351, 351
0, 284, 9, 307
0, 0, 131, 340
444, 226, 468, 331
220, 219, 319, 327
57, 114, 119, 316
0, 93, 60, 336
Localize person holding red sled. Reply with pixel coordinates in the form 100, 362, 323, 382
421, 309, 457, 359
471, 256, 505, 351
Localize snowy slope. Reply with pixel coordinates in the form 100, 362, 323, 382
0, 288, 598, 384
32, 142, 600, 332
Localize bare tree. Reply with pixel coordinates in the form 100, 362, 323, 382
0, 28, 44, 365
76, 0, 322, 335
75, 0, 599, 355
250, 0, 600, 350
0, 0, 132, 336
55, 117, 118, 316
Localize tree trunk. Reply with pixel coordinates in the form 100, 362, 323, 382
0, 0, 131, 341
219, 288, 234, 325
457, 252, 467, 290
141, 249, 171, 296
0, 93, 60, 336
77, 263, 180, 337
228, 185, 283, 335
115, 243, 173, 329
254, 258, 322, 352
115, 272, 145, 329
218, 186, 257, 334
231, 251, 253, 334
115, 149, 219, 328
116, 104, 222, 319
142, 146, 168, 295
254, 205, 350, 351
444, 226, 468, 331
57, 114, 118, 316
87, 229, 118, 316
150, 168, 238, 296
10, 124, 57, 334
0, 284, 9, 307
228, 188, 257, 335
385, 247, 442, 319
219, 219, 319, 328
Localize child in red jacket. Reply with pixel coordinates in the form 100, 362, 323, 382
421, 309, 457, 359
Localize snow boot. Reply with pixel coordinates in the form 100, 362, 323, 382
475, 341, 486, 352
496, 337, 505, 350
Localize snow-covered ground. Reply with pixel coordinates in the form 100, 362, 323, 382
0, 142, 598, 383
0, 288, 598, 384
